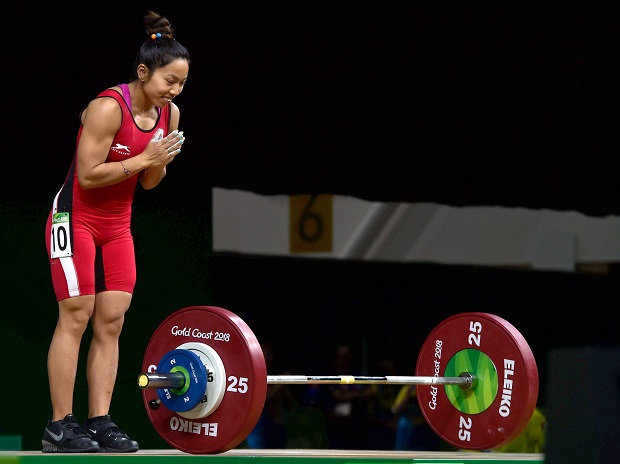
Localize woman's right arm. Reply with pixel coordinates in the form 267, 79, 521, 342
76, 98, 126, 189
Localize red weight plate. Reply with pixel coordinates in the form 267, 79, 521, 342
141, 306, 267, 454
415, 312, 538, 450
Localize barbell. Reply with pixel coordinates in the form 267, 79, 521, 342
138, 306, 539, 454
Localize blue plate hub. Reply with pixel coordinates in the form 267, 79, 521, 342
156, 349, 207, 412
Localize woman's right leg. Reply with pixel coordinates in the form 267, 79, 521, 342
43, 296, 100, 453
47, 294, 95, 421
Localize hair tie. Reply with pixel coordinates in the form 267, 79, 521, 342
150, 32, 162, 40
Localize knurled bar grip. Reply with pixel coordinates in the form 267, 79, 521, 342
267, 374, 473, 387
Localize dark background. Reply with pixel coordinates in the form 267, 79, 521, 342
2, 1, 619, 451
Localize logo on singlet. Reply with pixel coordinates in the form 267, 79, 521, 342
112, 143, 131, 155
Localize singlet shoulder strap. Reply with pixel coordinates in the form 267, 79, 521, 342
118, 83, 132, 107
97, 87, 126, 105
113, 83, 161, 115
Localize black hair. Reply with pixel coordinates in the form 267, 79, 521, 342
130, 10, 191, 80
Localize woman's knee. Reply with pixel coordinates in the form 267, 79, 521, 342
91, 291, 132, 337
57, 296, 96, 334
91, 308, 127, 339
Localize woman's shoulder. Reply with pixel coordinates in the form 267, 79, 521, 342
97, 86, 124, 100
86, 93, 123, 112
168, 101, 180, 128
169, 100, 181, 115
81, 91, 124, 126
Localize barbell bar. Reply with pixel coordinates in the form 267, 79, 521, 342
139, 372, 474, 388
139, 306, 539, 455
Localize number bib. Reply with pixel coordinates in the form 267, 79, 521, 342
51, 212, 73, 258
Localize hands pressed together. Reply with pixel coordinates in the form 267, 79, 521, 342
145, 130, 186, 168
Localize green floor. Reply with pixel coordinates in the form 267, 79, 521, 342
0, 450, 544, 464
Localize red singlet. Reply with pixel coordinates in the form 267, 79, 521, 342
45, 85, 171, 301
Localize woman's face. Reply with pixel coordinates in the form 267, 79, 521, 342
144, 59, 189, 108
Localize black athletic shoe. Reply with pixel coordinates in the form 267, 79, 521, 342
84, 415, 139, 452
42, 414, 101, 453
